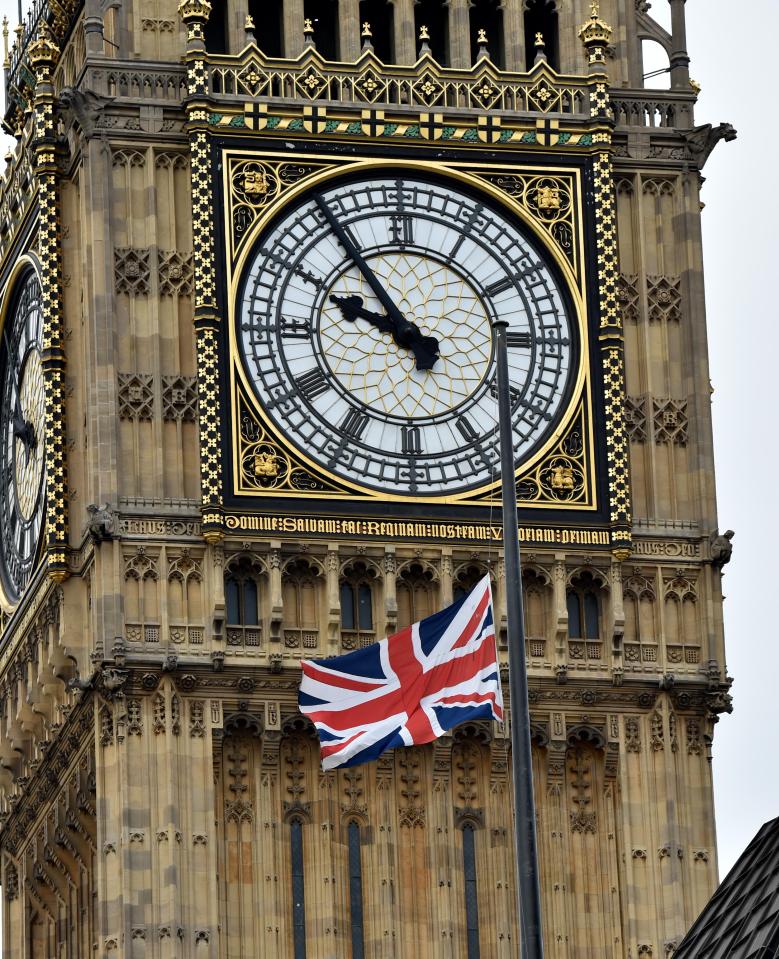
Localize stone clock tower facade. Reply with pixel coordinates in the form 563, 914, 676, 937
0, 0, 735, 956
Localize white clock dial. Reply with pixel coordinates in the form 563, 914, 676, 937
0, 270, 46, 601
238, 172, 578, 496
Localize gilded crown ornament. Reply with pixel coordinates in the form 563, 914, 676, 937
177, 0, 212, 25
27, 23, 59, 70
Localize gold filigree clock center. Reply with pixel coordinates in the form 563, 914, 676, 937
320, 252, 492, 419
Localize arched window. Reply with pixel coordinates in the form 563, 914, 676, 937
470, 0, 504, 68
347, 820, 365, 957
250, 0, 283, 57
283, 559, 321, 651
523, 0, 559, 71
340, 562, 377, 648
414, 0, 449, 65
225, 557, 263, 647
305, 0, 339, 59
397, 562, 437, 628
567, 572, 604, 664
641, 39, 672, 89
360, 0, 395, 62
567, 573, 601, 640
523, 569, 550, 658
462, 822, 481, 957
204, 0, 228, 54
290, 817, 307, 958
453, 564, 489, 603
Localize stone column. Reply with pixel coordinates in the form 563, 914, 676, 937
668, 0, 690, 89
326, 546, 340, 650
283, 0, 305, 57
500, 0, 525, 71
390, 0, 416, 63
339, 0, 361, 60
446, 0, 472, 68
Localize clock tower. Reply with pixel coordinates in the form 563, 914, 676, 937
0, 1, 735, 956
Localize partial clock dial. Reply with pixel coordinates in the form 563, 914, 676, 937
0, 271, 46, 602
238, 172, 578, 497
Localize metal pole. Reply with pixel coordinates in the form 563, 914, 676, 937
493, 317, 545, 959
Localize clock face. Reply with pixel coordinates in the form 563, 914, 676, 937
238, 171, 578, 497
0, 271, 45, 602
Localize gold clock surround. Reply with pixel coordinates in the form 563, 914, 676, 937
224, 153, 597, 509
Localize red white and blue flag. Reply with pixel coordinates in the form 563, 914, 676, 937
299, 575, 503, 770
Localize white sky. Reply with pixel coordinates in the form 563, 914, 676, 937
0, 0, 772, 883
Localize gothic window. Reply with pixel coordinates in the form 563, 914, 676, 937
290, 817, 307, 958
397, 562, 437, 628
250, 0, 283, 57
124, 549, 160, 644
523, 0, 559, 71
663, 574, 700, 666
204, 0, 228, 53
340, 561, 377, 648
641, 39, 672, 89
168, 552, 204, 645
360, 0, 395, 62
470, 0, 504, 68
348, 820, 366, 958
305, 0, 339, 59
567, 572, 604, 664
225, 557, 264, 648
414, 0, 449, 65
282, 559, 321, 651
462, 822, 481, 957
523, 569, 550, 658
623, 572, 658, 667
453, 563, 490, 603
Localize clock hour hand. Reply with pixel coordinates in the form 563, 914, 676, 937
314, 193, 440, 371
330, 294, 396, 334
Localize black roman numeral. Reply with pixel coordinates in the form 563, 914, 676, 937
340, 408, 369, 439
401, 425, 422, 455
390, 214, 414, 246
456, 415, 479, 443
485, 276, 514, 298
279, 317, 311, 339
490, 380, 521, 406
297, 368, 329, 401
506, 331, 532, 349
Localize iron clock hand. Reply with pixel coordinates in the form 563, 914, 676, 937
330, 294, 396, 335
313, 194, 440, 371
3, 328, 35, 462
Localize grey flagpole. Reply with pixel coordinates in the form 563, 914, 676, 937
493, 315, 545, 959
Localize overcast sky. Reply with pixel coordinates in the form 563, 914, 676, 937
0, 0, 772, 881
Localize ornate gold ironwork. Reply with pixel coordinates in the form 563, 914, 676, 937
480, 171, 578, 274
227, 158, 334, 264
206, 45, 594, 117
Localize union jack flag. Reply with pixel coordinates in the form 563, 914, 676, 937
299, 575, 503, 769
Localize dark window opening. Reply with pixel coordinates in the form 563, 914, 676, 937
348, 821, 365, 958
305, 0, 339, 60
463, 823, 480, 957
414, 0, 449, 65
523, 0, 559, 70
225, 561, 260, 626
250, 0, 283, 57
567, 574, 601, 640
470, 0, 504, 68
359, 0, 395, 62
454, 565, 487, 604
290, 818, 307, 959
204, 0, 228, 54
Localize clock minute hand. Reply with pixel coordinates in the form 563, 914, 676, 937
313, 193, 440, 371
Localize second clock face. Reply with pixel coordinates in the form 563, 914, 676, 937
238, 171, 579, 497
